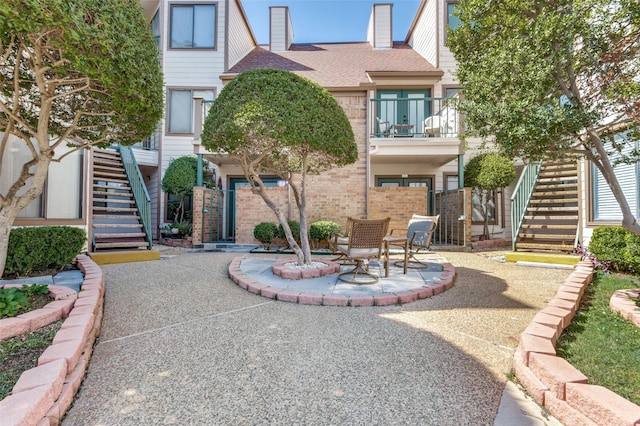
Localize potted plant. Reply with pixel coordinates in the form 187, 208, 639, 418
309, 221, 341, 250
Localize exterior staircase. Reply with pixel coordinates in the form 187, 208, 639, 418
91, 148, 151, 251
514, 160, 579, 252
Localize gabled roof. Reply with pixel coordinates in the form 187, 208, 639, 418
223, 42, 442, 89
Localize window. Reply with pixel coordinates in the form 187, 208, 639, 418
170, 4, 216, 49
446, 1, 461, 34
151, 10, 161, 49
592, 131, 639, 221
1, 134, 83, 219
471, 189, 497, 224
167, 89, 214, 134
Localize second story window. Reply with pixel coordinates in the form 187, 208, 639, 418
446, 1, 462, 35
170, 4, 216, 49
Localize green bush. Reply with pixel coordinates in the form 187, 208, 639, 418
0, 287, 28, 318
277, 220, 300, 240
309, 221, 341, 242
588, 226, 640, 274
253, 222, 278, 248
5, 226, 86, 277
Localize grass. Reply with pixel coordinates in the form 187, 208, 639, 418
0, 320, 63, 400
556, 272, 640, 405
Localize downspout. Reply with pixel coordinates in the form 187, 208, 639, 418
458, 154, 464, 188
365, 88, 375, 218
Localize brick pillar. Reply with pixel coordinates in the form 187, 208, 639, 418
192, 187, 204, 245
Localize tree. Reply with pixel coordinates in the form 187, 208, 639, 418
0, 0, 163, 275
201, 68, 357, 266
447, 0, 640, 235
162, 156, 198, 224
464, 152, 516, 241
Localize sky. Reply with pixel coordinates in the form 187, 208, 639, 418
241, 0, 422, 44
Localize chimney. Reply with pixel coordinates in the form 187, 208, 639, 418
269, 6, 294, 51
367, 3, 393, 49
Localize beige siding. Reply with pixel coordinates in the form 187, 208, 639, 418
227, 0, 255, 69
270, 7, 290, 52
407, 0, 438, 65
368, 4, 392, 49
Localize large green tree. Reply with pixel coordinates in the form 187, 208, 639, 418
0, 0, 163, 275
448, 0, 640, 235
201, 68, 357, 266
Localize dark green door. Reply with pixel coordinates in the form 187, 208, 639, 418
377, 90, 431, 136
376, 177, 432, 189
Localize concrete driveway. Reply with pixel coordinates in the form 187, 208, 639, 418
62, 250, 571, 425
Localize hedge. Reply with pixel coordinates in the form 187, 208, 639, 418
5, 226, 86, 277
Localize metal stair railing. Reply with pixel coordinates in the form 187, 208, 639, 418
118, 144, 152, 249
510, 162, 541, 251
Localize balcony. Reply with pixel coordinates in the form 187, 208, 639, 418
369, 97, 464, 166
370, 97, 459, 139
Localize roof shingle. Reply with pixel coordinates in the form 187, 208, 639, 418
227, 42, 441, 88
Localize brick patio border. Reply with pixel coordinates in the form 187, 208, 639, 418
513, 260, 640, 426
228, 256, 455, 306
0, 255, 104, 426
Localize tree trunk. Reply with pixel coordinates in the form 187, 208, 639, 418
252, 184, 304, 265
0, 214, 14, 277
0, 149, 51, 277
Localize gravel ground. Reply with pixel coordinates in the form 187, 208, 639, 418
62, 249, 571, 425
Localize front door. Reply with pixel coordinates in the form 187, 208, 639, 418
377, 90, 431, 136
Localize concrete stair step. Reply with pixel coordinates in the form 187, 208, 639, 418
93, 223, 142, 229
94, 232, 146, 239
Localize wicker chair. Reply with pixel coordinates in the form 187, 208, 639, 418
330, 217, 354, 264
335, 217, 390, 284
388, 214, 439, 269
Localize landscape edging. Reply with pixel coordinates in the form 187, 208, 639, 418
0, 255, 104, 426
514, 260, 640, 426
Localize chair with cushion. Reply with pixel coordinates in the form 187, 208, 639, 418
336, 217, 390, 284
330, 217, 354, 264
388, 214, 439, 269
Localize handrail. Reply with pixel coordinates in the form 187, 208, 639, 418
118, 145, 152, 249
510, 162, 541, 251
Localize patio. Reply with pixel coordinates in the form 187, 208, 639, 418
229, 254, 455, 307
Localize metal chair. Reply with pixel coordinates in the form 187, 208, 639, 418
335, 217, 390, 284
388, 214, 439, 269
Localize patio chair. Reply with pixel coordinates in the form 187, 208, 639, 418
376, 117, 392, 137
388, 214, 439, 269
335, 217, 390, 284
330, 217, 354, 264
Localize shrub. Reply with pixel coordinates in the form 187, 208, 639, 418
253, 222, 278, 249
277, 220, 300, 240
587, 226, 640, 274
309, 221, 341, 242
5, 226, 86, 277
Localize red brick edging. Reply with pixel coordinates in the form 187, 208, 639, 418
229, 256, 455, 306
610, 289, 640, 328
514, 260, 640, 426
0, 255, 104, 426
